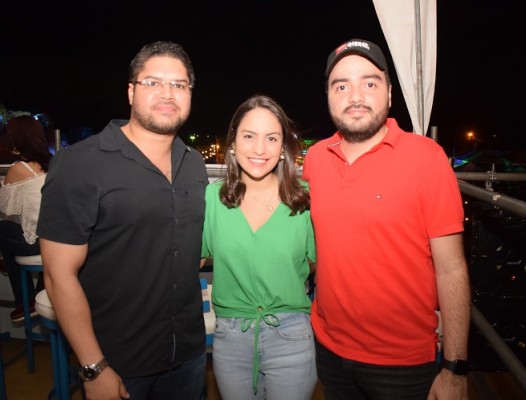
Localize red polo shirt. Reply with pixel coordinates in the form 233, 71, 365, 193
303, 118, 464, 365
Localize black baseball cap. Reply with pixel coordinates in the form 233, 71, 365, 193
325, 39, 388, 77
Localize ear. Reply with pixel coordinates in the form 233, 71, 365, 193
128, 83, 135, 106
388, 85, 392, 108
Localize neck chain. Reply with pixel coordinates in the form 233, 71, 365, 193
246, 187, 277, 212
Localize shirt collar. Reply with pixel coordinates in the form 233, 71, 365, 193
327, 117, 403, 153
98, 119, 192, 157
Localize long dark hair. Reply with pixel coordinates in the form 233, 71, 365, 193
7, 115, 52, 171
220, 95, 309, 215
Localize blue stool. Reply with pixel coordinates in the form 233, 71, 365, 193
35, 289, 78, 400
15, 254, 48, 373
200, 278, 214, 400
0, 331, 11, 400
200, 278, 215, 349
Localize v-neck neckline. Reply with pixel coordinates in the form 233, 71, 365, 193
239, 202, 282, 234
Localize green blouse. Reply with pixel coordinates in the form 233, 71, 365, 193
202, 179, 316, 392
202, 179, 315, 318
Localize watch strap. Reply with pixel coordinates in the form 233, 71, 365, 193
79, 357, 110, 381
441, 358, 469, 376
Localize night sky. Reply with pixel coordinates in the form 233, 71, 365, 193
2, 0, 524, 155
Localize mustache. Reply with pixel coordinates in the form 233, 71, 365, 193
154, 100, 179, 109
344, 103, 371, 112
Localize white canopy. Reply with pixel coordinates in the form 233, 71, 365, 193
372, 0, 437, 136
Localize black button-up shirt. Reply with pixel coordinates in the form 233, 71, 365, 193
37, 120, 208, 377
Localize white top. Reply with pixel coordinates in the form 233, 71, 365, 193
0, 161, 46, 244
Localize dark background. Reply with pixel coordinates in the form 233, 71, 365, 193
2, 0, 525, 370
1, 0, 524, 155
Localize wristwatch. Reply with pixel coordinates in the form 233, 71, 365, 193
78, 357, 110, 382
441, 358, 469, 375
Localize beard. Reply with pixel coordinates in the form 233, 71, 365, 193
330, 102, 389, 143
131, 104, 190, 135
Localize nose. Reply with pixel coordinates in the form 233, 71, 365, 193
347, 87, 364, 103
253, 137, 266, 155
159, 83, 175, 98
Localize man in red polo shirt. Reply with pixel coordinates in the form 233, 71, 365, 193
303, 38, 471, 399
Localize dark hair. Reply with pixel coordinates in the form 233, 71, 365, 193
6, 115, 52, 171
220, 95, 309, 215
129, 41, 195, 88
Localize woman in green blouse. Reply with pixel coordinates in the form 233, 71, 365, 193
201, 95, 317, 399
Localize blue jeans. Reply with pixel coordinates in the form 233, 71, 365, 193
315, 337, 437, 400
121, 352, 206, 400
213, 312, 317, 400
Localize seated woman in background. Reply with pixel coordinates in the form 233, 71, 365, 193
0, 115, 52, 322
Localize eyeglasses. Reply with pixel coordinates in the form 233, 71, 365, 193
133, 79, 193, 91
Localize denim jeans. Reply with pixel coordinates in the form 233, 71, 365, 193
315, 337, 438, 400
121, 351, 206, 400
213, 312, 317, 400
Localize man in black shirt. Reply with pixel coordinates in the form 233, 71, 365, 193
37, 41, 208, 399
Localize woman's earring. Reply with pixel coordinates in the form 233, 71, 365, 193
229, 148, 235, 155
280, 152, 285, 160
11, 148, 20, 156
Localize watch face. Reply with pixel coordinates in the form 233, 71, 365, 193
442, 359, 469, 375
79, 358, 109, 381
454, 360, 469, 375
81, 366, 97, 381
